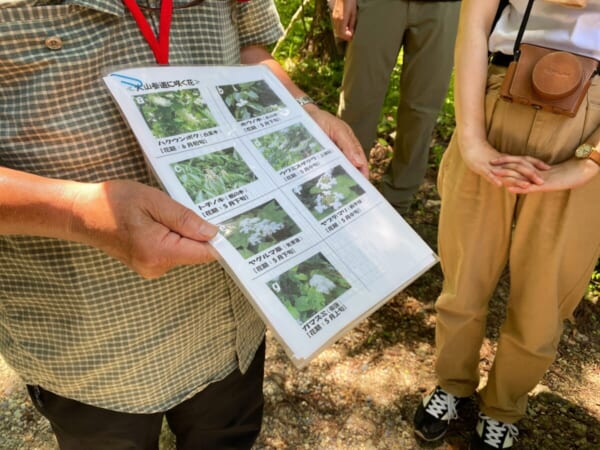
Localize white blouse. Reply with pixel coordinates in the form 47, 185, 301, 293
489, 0, 600, 60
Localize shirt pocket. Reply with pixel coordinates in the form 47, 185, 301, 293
0, 5, 142, 180
0, 4, 114, 67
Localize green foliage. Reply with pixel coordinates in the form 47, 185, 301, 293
293, 58, 345, 114
135, 89, 216, 138
274, 0, 344, 113
293, 166, 365, 220
252, 123, 323, 170
171, 148, 256, 203
437, 76, 457, 142
588, 261, 600, 302
431, 80, 456, 167
218, 80, 285, 121
275, 0, 303, 26
268, 252, 351, 324
220, 199, 301, 259
273, 0, 314, 59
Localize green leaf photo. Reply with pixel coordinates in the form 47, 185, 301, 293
218, 80, 286, 121
220, 199, 301, 259
268, 252, 351, 325
252, 123, 324, 171
170, 147, 257, 204
134, 89, 217, 138
292, 165, 365, 221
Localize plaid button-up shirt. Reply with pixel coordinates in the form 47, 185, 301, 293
0, 0, 282, 413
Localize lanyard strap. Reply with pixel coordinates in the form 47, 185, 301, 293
123, 0, 173, 65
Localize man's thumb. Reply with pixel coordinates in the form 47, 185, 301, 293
158, 199, 218, 242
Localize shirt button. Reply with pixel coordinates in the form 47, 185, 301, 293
45, 36, 63, 50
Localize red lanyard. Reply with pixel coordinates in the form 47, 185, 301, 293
123, 0, 173, 65
123, 0, 253, 64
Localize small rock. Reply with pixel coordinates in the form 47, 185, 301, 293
572, 330, 590, 343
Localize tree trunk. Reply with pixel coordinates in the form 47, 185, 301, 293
304, 0, 343, 62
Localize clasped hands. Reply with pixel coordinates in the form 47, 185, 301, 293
460, 140, 599, 194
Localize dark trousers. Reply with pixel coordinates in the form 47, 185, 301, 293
27, 341, 265, 450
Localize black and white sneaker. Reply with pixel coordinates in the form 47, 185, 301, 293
413, 386, 466, 441
470, 413, 519, 449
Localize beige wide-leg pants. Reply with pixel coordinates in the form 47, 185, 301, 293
435, 65, 600, 424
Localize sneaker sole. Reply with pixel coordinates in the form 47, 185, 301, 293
413, 428, 447, 442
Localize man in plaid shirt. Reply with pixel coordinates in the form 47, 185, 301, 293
0, 0, 368, 448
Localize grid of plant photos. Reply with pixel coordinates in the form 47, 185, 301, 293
106, 66, 435, 364
132, 76, 362, 330
140, 78, 359, 332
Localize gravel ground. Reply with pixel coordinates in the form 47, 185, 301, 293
1, 146, 599, 449
1, 287, 598, 450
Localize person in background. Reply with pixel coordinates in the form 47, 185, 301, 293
331, 0, 460, 214
0, 1, 368, 449
413, 0, 599, 448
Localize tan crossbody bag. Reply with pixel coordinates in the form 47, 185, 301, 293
499, 0, 599, 117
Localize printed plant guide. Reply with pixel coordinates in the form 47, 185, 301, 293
103, 65, 438, 367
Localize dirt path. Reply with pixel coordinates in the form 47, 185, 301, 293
1, 147, 598, 449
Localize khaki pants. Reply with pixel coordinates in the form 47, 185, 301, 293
338, 0, 460, 211
435, 65, 600, 423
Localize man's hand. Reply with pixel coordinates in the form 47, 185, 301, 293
331, 0, 357, 41
70, 180, 218, 279
304, 103, 369, 178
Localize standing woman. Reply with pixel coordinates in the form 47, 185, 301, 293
413, 0, 599, 449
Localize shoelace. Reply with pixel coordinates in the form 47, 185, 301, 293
424, 388, 459, 421
479, 414, 519, 448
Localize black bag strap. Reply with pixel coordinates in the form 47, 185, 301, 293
513, 0, 535, 60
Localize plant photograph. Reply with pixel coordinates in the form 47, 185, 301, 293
218, 79, 286, 121
268, 252, 351, 325
220, 199, 301, 259
252, 123, 324, 171
293, 165, 365, 220
170, 147, 257, 204
134, 89, 217, 138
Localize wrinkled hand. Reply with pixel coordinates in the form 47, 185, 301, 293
493, 157, 600, 194
331, 0, 357, 41
304, 103, 369, 177
70, 180, 218, 279
460, 139, 549, 189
